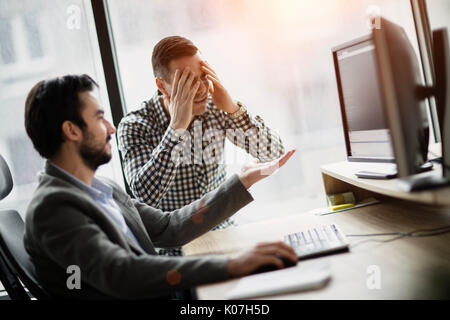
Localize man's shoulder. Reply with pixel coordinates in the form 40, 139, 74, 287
28, 173, 89, 206
25, 174, 91, 225
26, 174, 128, 223
118, 100, 156, 130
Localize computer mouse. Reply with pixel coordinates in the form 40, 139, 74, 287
250, 255, 298, 275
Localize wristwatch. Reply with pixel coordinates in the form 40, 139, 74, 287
229, 101, 247, 119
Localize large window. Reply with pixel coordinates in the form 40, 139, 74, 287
106, 0, 427, 224
0, 0, 124, 217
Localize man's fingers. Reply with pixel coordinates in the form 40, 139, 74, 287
206, 75, 223, 94
177, 68, 192, 95
206, 75, 218, 94
260, 248, 297, 264
201, 64, 219, 79
183, 71, 196, 96
278, 149, 296, 168
202, 64, 223, 91
255, 243, 297, 262
260, 149, 295, 176
255, 256, 283, 270
264, 149, 295, 171
163, 96, 170, 107
201, 61, 218, 77
189, 81, 201, 101
200, 62, 220, 93
171, 69, 181, 97
206, 74, 220, 86
257, 241, 297, 255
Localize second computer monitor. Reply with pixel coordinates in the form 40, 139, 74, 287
332, 36, 395, 163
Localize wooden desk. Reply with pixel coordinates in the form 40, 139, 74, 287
321, 161, 450, 206
183, 161, 450, 299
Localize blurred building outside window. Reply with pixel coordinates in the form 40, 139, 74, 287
0, 0, 124, 217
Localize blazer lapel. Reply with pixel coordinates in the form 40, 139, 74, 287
112, 192, 157, 255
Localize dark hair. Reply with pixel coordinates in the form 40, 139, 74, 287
24, 74, 98, 159
152, 36, 198, 81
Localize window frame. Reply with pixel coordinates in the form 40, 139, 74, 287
90, 0, 131, 195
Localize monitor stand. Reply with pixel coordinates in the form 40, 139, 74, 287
397, 174, 450, 192
397, 162, 449, 192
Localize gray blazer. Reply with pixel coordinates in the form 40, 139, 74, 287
24, 162, 253, 299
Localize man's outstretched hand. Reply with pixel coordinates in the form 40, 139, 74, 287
239, 149, 296, 189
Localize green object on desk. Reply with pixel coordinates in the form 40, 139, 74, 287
331, 203, 355, 211
311, 197, 380, 216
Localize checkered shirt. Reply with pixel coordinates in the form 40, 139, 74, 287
117, 92, 285, 254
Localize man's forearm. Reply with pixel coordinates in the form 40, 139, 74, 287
140, 174, 253, 248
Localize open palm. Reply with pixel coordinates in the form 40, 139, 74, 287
239, 149, 296, 189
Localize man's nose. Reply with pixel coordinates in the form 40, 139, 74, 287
106, 120, 116, 134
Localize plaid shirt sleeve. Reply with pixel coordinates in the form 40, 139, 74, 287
118, 117, 184, 206
213, 102, 285, 162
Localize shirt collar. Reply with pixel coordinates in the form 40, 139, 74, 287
46, 160, 113, 200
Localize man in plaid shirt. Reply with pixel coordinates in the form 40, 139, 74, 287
118, 36, 285, 255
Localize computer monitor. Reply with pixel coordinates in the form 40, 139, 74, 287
372, 17, 430, 178
373, 17, 450, 191
332, 36, 395, 163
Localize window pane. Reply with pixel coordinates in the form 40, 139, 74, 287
0, 0, 124, 217
0, 18, 16, 64
23, 13, 44, 59
107, 0, 428, 224
427, 0, 450, 31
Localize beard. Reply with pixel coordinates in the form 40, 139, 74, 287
80, 131, 112, 171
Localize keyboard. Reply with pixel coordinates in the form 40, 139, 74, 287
284, 224, 349, 260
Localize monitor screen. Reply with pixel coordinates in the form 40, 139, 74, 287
335, 39, 394, 161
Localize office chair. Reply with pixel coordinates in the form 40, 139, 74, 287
0, 154, 51, 300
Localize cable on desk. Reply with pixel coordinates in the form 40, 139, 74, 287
349, 234, 407, 248
409, 227, 450, 237
347, 225, 450, 249
346, 232, 406, 237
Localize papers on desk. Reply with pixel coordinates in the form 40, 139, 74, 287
226, 261, 331, 299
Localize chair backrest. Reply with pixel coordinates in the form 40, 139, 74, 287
0, 154, 51, 300
0, 155, 12, 201
0, 209, 51, 300
0, 244, 30, 300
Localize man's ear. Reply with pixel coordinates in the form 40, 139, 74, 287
61, 121, 83, 142
156, 77, 170, 99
